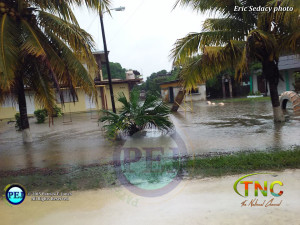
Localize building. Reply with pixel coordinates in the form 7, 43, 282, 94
251, 55, 300, 95
159, 80, 206, 103
0, 52, 142, 120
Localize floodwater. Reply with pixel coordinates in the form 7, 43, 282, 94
1, 169, 300, 225
0, 100, 299, 171
172, 101, 300, 154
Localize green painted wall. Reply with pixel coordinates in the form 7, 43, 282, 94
285, 71, 290, 91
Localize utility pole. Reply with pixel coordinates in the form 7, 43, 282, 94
100, 12, 116, 113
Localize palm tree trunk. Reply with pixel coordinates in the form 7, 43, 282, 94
17, 74, 33, 143
262, 60, 285, 122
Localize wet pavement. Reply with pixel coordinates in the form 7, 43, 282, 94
173, 101, 300, 154
1, 169, 299, 225
0, 100, 299, 171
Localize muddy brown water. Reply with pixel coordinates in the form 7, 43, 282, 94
0, 101, 299, 171
1, 170, 300, 225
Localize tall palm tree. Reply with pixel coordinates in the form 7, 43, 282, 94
0, 0, 111, 142
172, 0, 299, 122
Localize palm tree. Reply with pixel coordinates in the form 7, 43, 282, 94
0, 0, 111, 142
172, 0, 299, 122
100, 91, 173, 139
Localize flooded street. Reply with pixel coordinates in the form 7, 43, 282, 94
0, 100, 299, 171
0, 100, 299, 225
1, 169, 299, 225
173, 101, 300, 154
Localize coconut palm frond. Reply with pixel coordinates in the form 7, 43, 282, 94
258, 0, 300, 30
266, 0, 300, 22
203, 18, 253, 36
174, 0, 270, 21
101, 91, 173, 139
171, 30, 244, 65
280, 29, 300, 54
179, 40, 245, 91
47, 32, 97, 98
31, 0, 79, 25
22, 59, 56, 113
31, 0, 112, 21
38, 11, 96, 62
247, 29, 279, 61
20, 19, 47, 58
0, 15, 19, 91
71, 0, 112, 15
174, 0, 238, 14
171, 32, 202, 64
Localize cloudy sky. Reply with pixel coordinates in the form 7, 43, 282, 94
74, 0, 208, 78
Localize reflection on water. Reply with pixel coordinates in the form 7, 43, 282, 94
172, 101, 300, 154
0, 101, 299, 171
114, 131, 184, 197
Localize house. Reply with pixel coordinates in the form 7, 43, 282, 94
0, 51, 142, 120
251, 55, 300, 95
159, 80, 206, 103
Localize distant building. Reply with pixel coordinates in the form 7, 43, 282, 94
206, 75, 251, 99
0, 51, 142, 120
251, 54, 300, 95
126, 70, 136, 80
159, 80, 206, 103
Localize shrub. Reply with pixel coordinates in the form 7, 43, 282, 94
254, 91, 261, 96
100, 90, 173, 139
53, 106, 63, 117
34, 109, 47, 123
248, 91, 262, 96
15, 113, 21, 131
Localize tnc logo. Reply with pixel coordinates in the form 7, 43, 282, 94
234, 173, 284, 197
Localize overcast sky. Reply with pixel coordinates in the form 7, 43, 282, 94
74, 0, 208, 78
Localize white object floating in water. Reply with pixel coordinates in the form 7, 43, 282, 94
247, 95, 264, 98
211, 103, 216, 106
218, 103, 225, 106
207, 101, 212, 105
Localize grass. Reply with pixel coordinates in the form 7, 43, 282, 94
185, 148, 300, 177
214, 96, 270, 103
0, 147, 299, 192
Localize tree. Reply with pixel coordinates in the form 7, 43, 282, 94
0, 0, 111, 142
102, 62, 126, 80
172, 0, 299, 122
133, 70, 142, 78
100, 90, 173, 138
138, 68, 180, 96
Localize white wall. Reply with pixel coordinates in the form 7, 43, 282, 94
278, 55, 300, 70
186, 84, 206, 101
252, 75, 258, 93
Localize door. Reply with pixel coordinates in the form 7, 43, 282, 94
85, 94, 96, 110
169, 87, 174, 103
257, 76, 266, 94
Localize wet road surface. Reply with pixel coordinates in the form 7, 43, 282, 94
0, 100, 299, 171
1, 169, 299, 225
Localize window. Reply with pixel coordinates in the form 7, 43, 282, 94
1, 95, 15, 108
190, 88, 199, 94
56, 90, 78, 103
